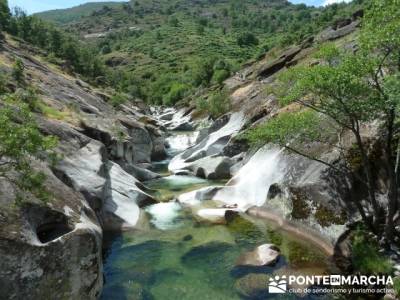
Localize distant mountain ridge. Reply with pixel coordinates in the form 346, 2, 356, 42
35, 0, 361, 105
35, 2, 125, 24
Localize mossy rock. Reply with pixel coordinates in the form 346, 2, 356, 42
289, 187, 311, 220
314, 204, 347, 227
227, 215, 265, 246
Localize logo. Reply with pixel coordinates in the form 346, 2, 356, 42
268, 275, 287, 293
266, 274, 394, 295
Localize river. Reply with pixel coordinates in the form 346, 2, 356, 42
100, 131, 335, 300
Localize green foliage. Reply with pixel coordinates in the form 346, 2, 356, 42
12, 58, 25, 85
237, 32, 259, 47
394, 277, 400, 297
351, 229, 393, 274
0, 71, 9, 94
110, 93, 127, 108
0, 0, 10, 32
360, 0, 400, 55
212, 69, 230, 85
163, 82, 189, 106
197, 89, 230, 118
245, 110, 322, 147
7, 9, 105, 83
0, 93, 58, 204
192, 58, 215, 87
36, 0, 361, 105
275, 48, 383, 127
34, 2, 122, 24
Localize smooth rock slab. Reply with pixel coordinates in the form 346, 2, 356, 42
236, 244, 280, 267
184, 156, 235, 180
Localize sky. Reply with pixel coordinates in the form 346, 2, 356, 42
8, 0, 127, 14
8, 0, 352, 15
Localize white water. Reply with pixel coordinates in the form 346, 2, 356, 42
166, 131, 199, 155
145, 202, 182, 230
212, 146, 286, 211
169, 112, 245, 171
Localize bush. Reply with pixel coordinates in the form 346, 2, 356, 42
110, 93, 127, 107
394, 277, 400, 297
196, 90, 230, 118
244, 110, 321, 147
12, 58, 25, 85
237, 32, 259, 47
163, 83, 189, 106
0, 93, 58, 203
212, 69, 230, 85
352, 229, 393, 274
192, 58, 215, 87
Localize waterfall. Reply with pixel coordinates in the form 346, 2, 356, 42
166, 131, 199, 156
212, 146, 286, 211
169, 112, 245, 171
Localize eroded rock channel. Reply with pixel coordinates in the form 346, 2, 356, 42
100, 109, 339, 300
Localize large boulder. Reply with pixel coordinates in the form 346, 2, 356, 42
103, 162, 156, 230
236, 244, 280, 267
256, 46, 302, 78
316, 20, 360, 42
55, 140, 107, 216
55, 140, 156, 230
183, 156, 235, 180
0, 161, 103, 300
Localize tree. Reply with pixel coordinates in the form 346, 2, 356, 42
0, 0, 10, 33
359, 0, 400, 243
246, 0, 400, 243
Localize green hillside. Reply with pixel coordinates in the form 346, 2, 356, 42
37, 0, 362, 105
35, 2, 125, 24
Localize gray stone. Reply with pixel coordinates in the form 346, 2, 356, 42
236, 244, 280, 267
185, 156, 235, 180
316, 20, 360, 42
0, 161, 103, 300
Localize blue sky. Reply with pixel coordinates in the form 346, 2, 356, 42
8, 0, 348, 15
8, 0, 127, 14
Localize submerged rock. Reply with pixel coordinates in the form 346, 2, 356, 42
236, 244, 280, 267
234, 273, 270, 298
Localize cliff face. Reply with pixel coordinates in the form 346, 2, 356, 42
0, 36, 167, 299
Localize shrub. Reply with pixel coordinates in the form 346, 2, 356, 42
244, 110, 321, 147
0, 93, 58, 203
163, 83, 189, 106
208, 89, 230, 118
237, 32, 259, 47
394, 277, 400, 297
351, 229, 393, 274
212, 69, 230, 85
12, 58, 25, 85
110, 93, 127, 107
